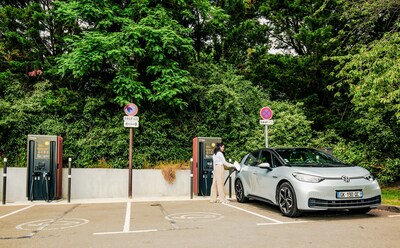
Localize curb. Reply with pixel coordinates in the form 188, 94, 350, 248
1, 196, 210, 206
377, 204, 400, 213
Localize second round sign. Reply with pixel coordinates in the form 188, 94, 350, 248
260, 107, 273, 120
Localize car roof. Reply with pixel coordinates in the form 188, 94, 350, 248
254, 147, 319, 152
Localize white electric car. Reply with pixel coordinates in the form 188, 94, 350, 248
234, 148, 381, 217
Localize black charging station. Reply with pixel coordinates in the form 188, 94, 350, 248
27, 135, 63, 201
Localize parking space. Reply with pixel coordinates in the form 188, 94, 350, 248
0, 199, 399, 248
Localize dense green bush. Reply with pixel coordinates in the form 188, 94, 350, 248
0, 0, 398, 186
333, 141, 400, 185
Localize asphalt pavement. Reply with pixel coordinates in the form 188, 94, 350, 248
1, 196, 399, 248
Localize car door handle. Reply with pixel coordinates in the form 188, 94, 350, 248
273, 176, 278, 178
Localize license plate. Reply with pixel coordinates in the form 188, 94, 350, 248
336, 191, 363, 198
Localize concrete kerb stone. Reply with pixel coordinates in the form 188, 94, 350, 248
377, 204, 400, 213
1, 195, 213, 206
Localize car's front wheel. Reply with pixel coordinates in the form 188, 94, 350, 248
278, 182, 301, 217
235, 179, 249, 203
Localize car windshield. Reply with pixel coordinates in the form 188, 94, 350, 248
274, 148, 346, 167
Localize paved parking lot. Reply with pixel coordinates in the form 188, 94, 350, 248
1, 198, 399, 248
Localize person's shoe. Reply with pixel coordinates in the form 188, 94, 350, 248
209, 200, 217, 203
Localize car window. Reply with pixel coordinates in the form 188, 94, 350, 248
275, 148, 345, 167
272, 155, 283, 168
244, 151, 259, 167
259, 150, 272, 165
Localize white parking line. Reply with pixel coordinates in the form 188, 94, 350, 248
222, 202, 311, 225
93, 201, 158, 235
0, 205, 34, 219
222, 202, 282, 223
93, 229, 158, 235
123, 201, 131, 232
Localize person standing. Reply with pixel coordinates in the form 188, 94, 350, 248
209, 142, 234, 203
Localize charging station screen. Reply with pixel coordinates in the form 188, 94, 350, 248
200, 138, 221, 158
205, 143, 214, 158
35, 140, 50, 159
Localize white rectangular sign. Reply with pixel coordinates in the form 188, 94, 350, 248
260, 119, 274, 125
124, 116, 139, 128
124, 116, 139, 121
124, 120, 139, 128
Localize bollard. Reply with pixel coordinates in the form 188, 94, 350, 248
190, 158, 193, 199
2, 158, 7, 205
68, 157, 72, 203
229, 169, 232, 198
228, 159, 232, 198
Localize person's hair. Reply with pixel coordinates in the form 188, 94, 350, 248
213, 142, 224, 155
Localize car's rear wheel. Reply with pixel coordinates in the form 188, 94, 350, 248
348, 208, 371, 215
235, 179, 249, 203
278, 182, 301, 217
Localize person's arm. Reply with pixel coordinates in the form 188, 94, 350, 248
217, 152, 234, 167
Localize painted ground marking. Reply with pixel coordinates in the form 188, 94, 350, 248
16, 218, 89, 231
0, 205, 34, 220
165, 212, 224, 223
222, 202, 311, 225
94, 201, 157, 235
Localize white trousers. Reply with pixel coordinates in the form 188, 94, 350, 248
209, 164, 226, 202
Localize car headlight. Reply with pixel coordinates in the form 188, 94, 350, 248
292, 172, 324, 183
363, 173, 375, 181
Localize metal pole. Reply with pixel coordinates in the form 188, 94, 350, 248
68, 158, 72, 203
190, 158, 193, 199
127, 97, 135, 199
128, 127, 133, 198
265, 125, 268, 148
229, 170, 232, 198
228, 159, 232, 198
2, 158, 7, 205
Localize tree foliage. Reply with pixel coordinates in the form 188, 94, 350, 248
55, 0, 194, 108
330, 0, 400, 183
0, 0, 398, 184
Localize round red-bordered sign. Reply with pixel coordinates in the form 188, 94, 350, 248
260, 107, 273, 120
124, 103, 138, 116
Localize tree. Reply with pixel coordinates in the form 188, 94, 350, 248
187, 62, 314, 160
241, 0, 345, 131
0, 0, 63, 164
331, 0, 400, 183
335, 0, 400, 52
55, 0, 194, 108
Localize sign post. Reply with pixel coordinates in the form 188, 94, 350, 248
3, 158, 7, 205
259, 107, 274, 148
124, 103, 139, 198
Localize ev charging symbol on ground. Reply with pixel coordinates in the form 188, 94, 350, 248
16, 218, 89, 231
165, 212, 223, 223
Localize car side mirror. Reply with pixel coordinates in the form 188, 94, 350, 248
259, 162, 272, 170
